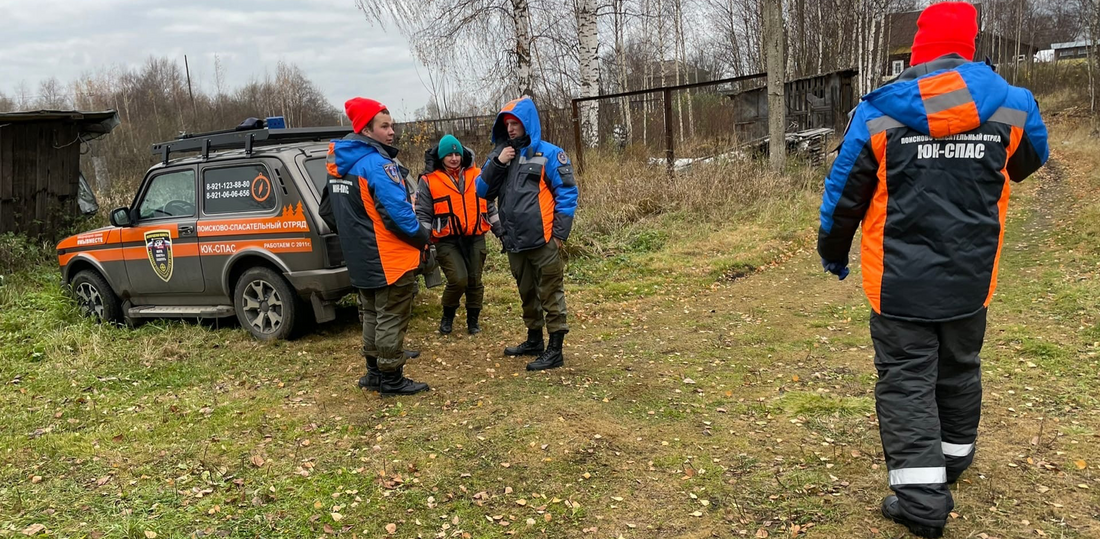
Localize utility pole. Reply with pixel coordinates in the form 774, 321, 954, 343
184, 55, 197, 120
764, 0, 787, 173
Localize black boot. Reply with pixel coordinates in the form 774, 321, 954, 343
357, 356, 382, 391
467, 308, 482, 335
880, 496, 944, 538
505, 328, 544, 356
404, 349, 420, 359
526, 331, 565, 371
439, 306, 457, 335
380, 367, 430, 396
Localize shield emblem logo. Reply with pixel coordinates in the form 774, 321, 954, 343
144, 230, 174, 282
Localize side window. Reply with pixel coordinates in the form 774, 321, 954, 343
304, 158, 328, 196
138, 169, 197, 220
203, 164, 278, 215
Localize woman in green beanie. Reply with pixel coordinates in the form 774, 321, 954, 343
415, 135, 501, 334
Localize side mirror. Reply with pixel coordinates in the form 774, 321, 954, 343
109, 207, 133, 227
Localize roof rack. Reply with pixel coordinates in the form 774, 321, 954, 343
151, 126, 352, 164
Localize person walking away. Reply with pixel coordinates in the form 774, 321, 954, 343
817, 3, 1048, 536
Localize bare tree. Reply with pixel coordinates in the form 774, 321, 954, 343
764, 0, 786, 171
578, 0, 600, 145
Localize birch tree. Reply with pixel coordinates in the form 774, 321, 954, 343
578, 0, 600, 146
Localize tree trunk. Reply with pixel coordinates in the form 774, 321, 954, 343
674, 0, 687, 143
578, 0, 600, 146
614, 0, 632, 143
512, 0, 534, 98
816, 0, 824, 74
764, 0, 787, 172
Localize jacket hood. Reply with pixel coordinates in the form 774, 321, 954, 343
331, 133, 396, 176
423, 146, 475, 174
490, 97, 542, 147
864, 57, 1010, 137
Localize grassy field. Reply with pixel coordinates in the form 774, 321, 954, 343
2, 118, 1099, 538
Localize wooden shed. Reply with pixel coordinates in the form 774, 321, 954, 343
721, 69, 858, 143
0, 110, 119, 238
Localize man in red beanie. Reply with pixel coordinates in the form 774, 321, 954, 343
817, 2, 1048, 537
320, 97, 432, 396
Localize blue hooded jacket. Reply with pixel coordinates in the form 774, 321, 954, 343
320, 133, 429, 289
476, 97, 579, 252
817, 55, 1048, 322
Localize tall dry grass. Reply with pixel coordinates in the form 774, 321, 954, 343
570, 148, 820, 253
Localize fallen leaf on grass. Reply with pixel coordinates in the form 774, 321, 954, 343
385, 523, 397, 534
30, 476, 42, 484
1075, 460, 1087, 470
21, 524, 46, 536
755, 529, 769, 538
250, 455, 265, 468
331, 513, 343, 522
516, 499, 527, 506
143, 532, 157, 539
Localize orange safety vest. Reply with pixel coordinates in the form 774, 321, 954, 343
424, 166, 492, 241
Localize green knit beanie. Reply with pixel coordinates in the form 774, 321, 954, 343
437, 134, 463, 159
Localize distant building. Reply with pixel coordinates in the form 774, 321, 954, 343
884, 4, 1043, 78
1051, 40, 1092, 61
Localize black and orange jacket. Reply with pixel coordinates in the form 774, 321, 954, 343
818, 55, 1049, 322
321, 133, 429, 289
476, 97, 579, 253
415, 147, 499, 241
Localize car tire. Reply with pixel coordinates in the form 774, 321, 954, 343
233, 266, 298, 341
71, 270, 123, 323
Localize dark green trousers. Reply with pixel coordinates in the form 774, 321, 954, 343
436, 235, 488, 309
507, 240, 568, 333
358, 270, 417, 372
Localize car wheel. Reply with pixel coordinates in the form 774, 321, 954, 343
71, 270, 123, 323
233, 267, 297, 341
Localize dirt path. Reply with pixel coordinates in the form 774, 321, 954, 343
265, 153, 1099, 538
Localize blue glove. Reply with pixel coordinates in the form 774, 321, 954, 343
821, 259, 849, 281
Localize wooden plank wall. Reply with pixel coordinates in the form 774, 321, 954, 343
0, 121, 82, 238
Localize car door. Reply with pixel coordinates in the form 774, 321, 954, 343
123, 166, 206, 300
196, 161, 286, 295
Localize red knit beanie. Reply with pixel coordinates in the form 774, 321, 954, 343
500, 113, 521, 125
910, 2, 979, 66
345, 97, 387, 134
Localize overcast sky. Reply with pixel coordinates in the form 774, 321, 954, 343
0, 0, 433, 120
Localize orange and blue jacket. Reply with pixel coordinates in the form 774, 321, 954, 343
415, 147, 499, 241
819, 55, 1048, 322
476, 97, 579, 252
322, 133, 429, 289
